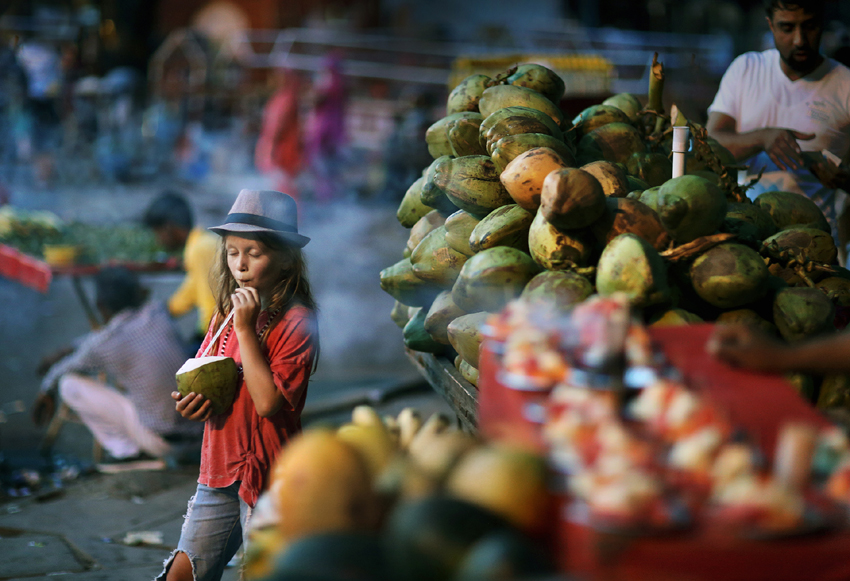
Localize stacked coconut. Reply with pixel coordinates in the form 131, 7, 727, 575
380, 62, 849, 406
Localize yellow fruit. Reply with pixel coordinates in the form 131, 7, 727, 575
243, 527, 288, 580
272, 429, 379, 540
446, 444, 551, 535
409, 427, 478, 482
336, 423, 397, 479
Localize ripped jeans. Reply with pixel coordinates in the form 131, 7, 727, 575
157, 482, 252, 581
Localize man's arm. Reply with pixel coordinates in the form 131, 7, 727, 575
708, 324, 850, 374
706, 111, 815, 171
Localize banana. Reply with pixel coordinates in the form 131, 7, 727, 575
507, 63, 566, 105
478, 85, 566, 130
447, 74, 491, 115
443, 210, 480, 256
447, 114, 486, 157
469, 204, 534, 253
409, 426, 477, 482
396, 176, 431, 227
433, 155, 513, 217
396, 407, 422, 450
352, 405, 385, 429
491, 133, 576, 173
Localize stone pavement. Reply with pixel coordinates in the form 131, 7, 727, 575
0, 386, 455, 580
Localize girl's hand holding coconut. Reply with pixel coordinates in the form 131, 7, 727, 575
171, 390, 213, 422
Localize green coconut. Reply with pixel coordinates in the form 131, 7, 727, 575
380, 258, 443, 307
404, 307, 448, 354
596, 233, 670, 307
520, 270, 594, 311
773, 287, 836, 342
507, 63, 566, 105
444, 210, 481, 257
683, 137, 737, 171
754, 191, 830, 233
601, 93, 642, 122
817, 373, 850, 410
528, 211, 596, 270
424, 290, 467, 345
469, 204, 534, 253
447, 312, 490, 369
539, 167, 606, 231
626, 175, 649, 194
451, 247, 540, 313
715, 309, 777, 336
624, 151, 672, 187
580, 160, 630, 198
457, 358, 479, 387
406, 210, 446, 256
447, 74, 491, 115
390, 301, 412, 329
176, 356, 239, 416
571, 105, 631, 139
648, 308, 704, 327
763, 226, 838, 265
655, 175, 727, 243
590, 196, 670, 251
577, 122, 646, 165
689, 243, 770, 309
724, 202, 777, 242
410, 226, 469, 287
817, 277, 850, 307
397, 177, 432, 228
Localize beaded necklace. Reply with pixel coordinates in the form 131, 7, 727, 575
218, 307, 282, 356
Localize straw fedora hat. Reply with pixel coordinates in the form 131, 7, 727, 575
210, 189, 310, 247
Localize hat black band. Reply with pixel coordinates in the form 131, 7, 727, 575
223, 213, 297, 233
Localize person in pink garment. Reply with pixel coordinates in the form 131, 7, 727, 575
304, 54, 348, 202
158, 189, 319, 581
255, 69, 304, 199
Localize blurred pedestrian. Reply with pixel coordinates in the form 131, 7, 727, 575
32, 267, 202, 464
159, 189, 319, 581
16, 36, 62, 184
304, 55, 348, 202
143, 191, 218, 353
255, 68, 304, 199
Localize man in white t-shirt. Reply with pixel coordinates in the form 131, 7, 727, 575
706, 0, 850, 243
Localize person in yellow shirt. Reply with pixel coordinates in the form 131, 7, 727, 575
143, 191, 218, 350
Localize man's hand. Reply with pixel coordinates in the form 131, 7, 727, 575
706, 324, 789, 372
762, 128, 815, 171
172, 391, 213, 422
810, 161, 850, 191
32, 392, 56, 426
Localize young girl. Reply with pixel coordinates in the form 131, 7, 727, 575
159, 189, 318, 581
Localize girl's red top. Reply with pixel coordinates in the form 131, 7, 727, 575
196, 304, 317, 506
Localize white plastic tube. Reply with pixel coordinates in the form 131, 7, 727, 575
671, 125, 690, 179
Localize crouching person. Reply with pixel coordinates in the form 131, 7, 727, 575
32, 266, 202, 465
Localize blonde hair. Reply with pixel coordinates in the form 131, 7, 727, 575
212, 232, 319, 370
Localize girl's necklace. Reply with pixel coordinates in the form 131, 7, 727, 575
218, 307, 282, 356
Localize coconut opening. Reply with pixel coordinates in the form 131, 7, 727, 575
177, 356, 230, 375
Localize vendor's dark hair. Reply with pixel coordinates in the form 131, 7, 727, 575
764, 0, 825, 18
143, 190, 193, 230
95, 267, 147, 315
